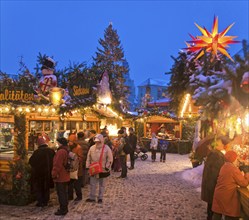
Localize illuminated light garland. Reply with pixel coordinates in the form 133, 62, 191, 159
180, 93, 191, 118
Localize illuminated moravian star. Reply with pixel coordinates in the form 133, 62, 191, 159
186, 16, 239, 61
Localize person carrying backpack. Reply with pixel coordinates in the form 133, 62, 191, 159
52, 137, 70, 216
68, 133, 83, 201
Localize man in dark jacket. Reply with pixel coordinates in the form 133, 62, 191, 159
201, 136, 228, 220
29, 137, 55, 207
52, 137, 70, 216
88, 129, 96, 147
128, 127, 137, 170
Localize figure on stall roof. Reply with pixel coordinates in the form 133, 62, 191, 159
201, 136, 230, 220
212, 150, 249, 220
37, 57, 57, 100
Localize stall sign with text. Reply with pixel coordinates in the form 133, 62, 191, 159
0, 88, 34, 102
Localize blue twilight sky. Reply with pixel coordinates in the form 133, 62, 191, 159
0, 1, 248, 88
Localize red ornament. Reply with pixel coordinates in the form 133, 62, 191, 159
240, 72, 249, 93
15, 172, 22, 179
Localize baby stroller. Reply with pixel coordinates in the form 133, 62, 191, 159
134, 146, 148, 161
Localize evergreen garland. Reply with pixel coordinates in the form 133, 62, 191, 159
0, 114, 32, 205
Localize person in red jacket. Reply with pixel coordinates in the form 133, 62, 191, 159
52, 137, 70, 216
212, 150, 249, 220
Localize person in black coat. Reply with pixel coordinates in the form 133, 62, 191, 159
128, 127, 137, 170
29, 136, 55, 207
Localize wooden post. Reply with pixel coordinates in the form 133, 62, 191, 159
179, 121, 182, 140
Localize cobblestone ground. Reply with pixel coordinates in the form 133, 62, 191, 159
0, 153, 207, 220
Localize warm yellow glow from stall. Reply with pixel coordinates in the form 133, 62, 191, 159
107, 123, 119, 136
180, 93, 191, 118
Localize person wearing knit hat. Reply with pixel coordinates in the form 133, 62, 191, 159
224, 150, 238, 163
29, 135, 55, 207
68, 133, 77, 143
37, 137, 47, 147
212, 150, 249, 219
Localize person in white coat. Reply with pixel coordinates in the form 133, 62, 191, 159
150, 133, 158, 162
85, 134, 113, 203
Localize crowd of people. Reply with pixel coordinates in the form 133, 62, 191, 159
28, 126, 138, 216
201, 136, 249, 220
29, 129, 249, 218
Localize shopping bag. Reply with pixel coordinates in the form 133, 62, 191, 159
89, 162, 103, 176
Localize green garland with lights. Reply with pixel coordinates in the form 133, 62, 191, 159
0, 114, 33, 205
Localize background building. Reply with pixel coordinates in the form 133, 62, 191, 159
137, 78, 169, 107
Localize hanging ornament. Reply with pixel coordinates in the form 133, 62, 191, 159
186, 16, 239, 61
240, 72, 249, 93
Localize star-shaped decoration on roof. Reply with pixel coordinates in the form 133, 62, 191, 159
186, 16, 239, 61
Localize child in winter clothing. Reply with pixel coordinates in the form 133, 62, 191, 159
150, 133, 158, 162
159, 139, 168, 162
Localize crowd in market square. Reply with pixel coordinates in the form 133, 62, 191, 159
28, 124, 249, 219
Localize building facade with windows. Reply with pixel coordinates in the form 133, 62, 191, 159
137, 78, 169, 107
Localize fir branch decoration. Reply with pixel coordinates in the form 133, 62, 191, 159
6, 114, 32, 205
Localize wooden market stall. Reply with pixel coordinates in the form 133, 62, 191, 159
138, 115, 191, 154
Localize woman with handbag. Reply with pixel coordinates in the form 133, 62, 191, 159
85, 134, 113, 203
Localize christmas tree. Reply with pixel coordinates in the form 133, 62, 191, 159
93, 23, 130, 112
166, 51, 195, 115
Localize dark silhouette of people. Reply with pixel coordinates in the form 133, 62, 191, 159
29, 137, 55, 207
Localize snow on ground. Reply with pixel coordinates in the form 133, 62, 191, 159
181, 163, 204, 192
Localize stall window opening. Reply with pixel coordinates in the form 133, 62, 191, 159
0, 122, 15, 154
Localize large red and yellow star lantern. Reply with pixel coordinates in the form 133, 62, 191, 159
186, 16, 239, 61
